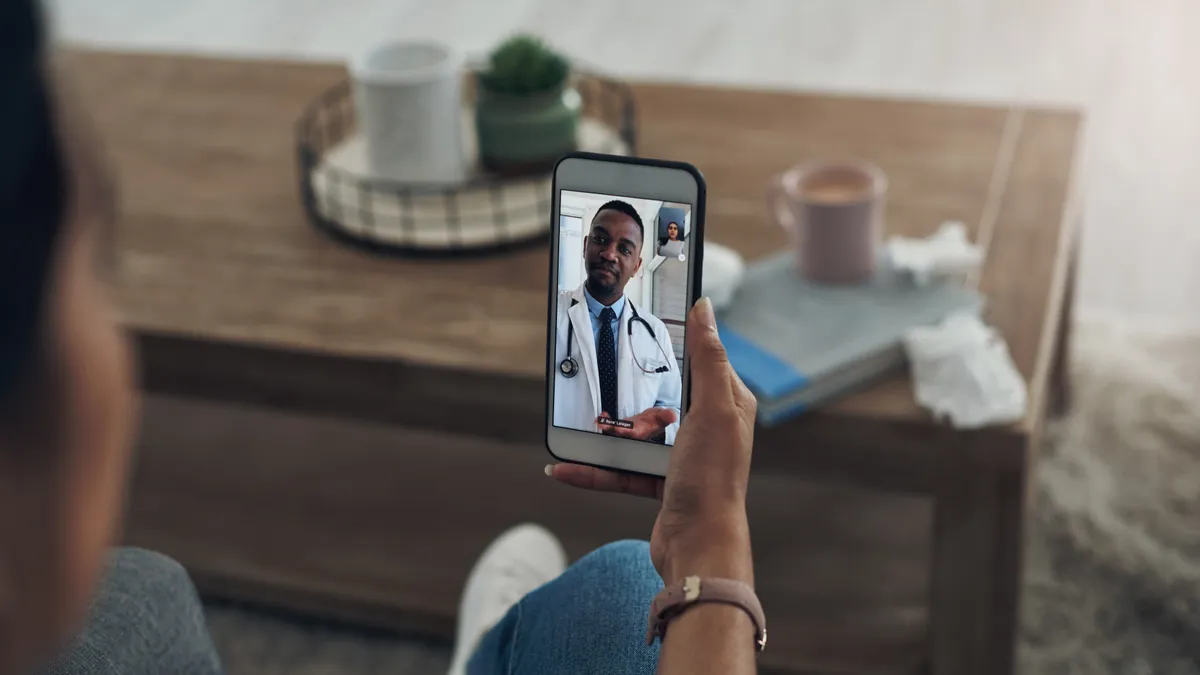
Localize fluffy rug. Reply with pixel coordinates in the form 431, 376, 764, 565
204, 320, 1200, 675
1020, 319, 1200, 674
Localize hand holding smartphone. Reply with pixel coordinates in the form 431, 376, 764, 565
545, 152, 705, 477
544, 155, 764, 663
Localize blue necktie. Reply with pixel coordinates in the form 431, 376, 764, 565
597, 307, 618, 419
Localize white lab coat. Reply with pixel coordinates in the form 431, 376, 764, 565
553, 285, 682, 444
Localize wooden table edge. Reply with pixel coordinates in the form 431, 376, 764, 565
1019, 113, 1087, 441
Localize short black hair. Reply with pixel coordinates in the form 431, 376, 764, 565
0, 0, 67, 402
593, 199, 643, 245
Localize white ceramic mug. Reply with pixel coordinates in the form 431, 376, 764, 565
351, 41, 466, 185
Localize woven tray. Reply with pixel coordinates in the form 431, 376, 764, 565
296, 76, 636, 255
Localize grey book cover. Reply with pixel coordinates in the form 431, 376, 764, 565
716, 252, 983, 424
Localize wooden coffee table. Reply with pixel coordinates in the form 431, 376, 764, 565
68, 50, 1080, 675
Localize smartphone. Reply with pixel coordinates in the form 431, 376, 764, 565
545, 152, 705, 477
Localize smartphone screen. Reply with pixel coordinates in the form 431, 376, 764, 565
551, 189, 694, 447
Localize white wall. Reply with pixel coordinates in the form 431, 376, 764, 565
653, 258, 688, 368
559, 191, 661, 308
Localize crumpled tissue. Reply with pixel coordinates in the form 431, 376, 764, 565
904, 313, 1028, 429
887, 221, 984, 286
702, 242, 746, 311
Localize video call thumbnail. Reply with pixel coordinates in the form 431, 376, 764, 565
551, 190, 692, 446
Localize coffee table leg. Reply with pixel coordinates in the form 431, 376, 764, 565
929, 439, 1028, 675
1050, 241, 1079, 417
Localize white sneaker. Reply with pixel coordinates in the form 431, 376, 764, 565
446, 524, 567, 675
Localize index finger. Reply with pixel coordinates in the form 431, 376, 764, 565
546, 463, 663, 500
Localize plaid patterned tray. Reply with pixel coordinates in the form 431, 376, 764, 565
296, 74, 636, 256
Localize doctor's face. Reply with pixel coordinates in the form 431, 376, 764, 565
584, 209, 642, 302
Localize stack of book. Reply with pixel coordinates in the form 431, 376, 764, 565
716, 252, 983, 425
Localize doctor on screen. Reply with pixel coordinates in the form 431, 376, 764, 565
554, 200, 683, 444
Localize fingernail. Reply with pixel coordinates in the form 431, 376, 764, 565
696, 297, 717, 330
544, 464, 554, 477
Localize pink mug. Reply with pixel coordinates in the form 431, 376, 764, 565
769, 161, 888, 284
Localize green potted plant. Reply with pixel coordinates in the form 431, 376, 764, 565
475, 35, 580, 172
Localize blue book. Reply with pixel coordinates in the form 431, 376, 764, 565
716, 252, 984, 425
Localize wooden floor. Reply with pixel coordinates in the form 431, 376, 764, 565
50, 0, 1200, 328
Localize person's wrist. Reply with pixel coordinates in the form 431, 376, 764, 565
661, 510, 754, 587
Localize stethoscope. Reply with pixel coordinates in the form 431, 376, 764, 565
560, 299, 673, 378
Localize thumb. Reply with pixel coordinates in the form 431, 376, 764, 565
686, 297, 732, 405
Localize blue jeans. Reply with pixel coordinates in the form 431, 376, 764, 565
469, 540, 663, 675
38, 541, 662, 675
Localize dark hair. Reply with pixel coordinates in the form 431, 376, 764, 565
593, 199, 643, 245
658, 220, 681, 247
0, 0, 67, 402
